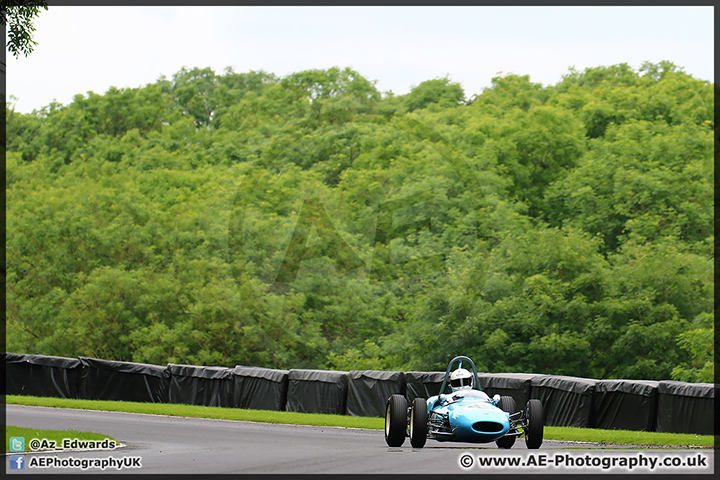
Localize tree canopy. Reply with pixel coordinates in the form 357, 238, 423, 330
5, 62, 714, 382
1, 1, 48, 73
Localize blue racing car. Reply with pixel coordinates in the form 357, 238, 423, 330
385, 355, 544, 449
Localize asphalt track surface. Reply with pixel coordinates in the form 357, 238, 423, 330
5, 405, 714, 475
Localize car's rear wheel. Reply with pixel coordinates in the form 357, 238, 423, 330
409, 397, 428, 448
385, 394, 407, 447
495, 395, 517, 449
524, 399, 544, 449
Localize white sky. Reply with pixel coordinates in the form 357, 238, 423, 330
4, 5, 715, 114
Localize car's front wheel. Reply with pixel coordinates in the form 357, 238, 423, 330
524, 399, 544, 449
409, 397, 428, 448
385, 394, 407, 447
495, 395, 517, 449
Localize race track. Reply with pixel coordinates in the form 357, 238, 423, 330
5, 405, 714, 475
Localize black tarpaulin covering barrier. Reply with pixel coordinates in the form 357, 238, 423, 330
7, 351, 716, 435
78, 357, 170, 403
3, 352, 82, 398
285, 369, 349, 414
593, 379, 659, 431
404, 371, 446, 401
167, 364, 234, 407
346, 370, 406, 417
477, 373, 536, 409
531, 375, 596, 427
656, 381, 715, 435
232, 366, 289, 411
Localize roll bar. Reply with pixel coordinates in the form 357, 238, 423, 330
438, 355, 482, 395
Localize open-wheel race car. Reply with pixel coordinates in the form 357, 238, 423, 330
385, 355, 544, 449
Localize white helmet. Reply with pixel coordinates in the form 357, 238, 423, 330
450, 368, 474, 391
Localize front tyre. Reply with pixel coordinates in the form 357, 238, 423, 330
524, 399, 544, 449
385, 394, 407, 447
495, 395, 517, 449
409, 397, 428, 448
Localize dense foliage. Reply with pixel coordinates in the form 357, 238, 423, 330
6, 62, 714, 382
1, 1, 48, 74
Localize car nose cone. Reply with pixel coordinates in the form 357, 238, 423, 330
448, 404, 510, 442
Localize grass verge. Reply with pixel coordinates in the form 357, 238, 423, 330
5, 395, 383, 429
6, 425, 118, 453
5, 395, 714, 448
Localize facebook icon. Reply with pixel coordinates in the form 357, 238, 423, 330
9, 455, 25, 470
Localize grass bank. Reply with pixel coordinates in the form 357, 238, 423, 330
5, 395, 714, 448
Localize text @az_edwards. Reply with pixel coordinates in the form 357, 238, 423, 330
25, 437, 118, 452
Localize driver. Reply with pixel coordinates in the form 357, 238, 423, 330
449, 367, 474, 392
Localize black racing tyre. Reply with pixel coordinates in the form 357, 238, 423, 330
385, 394, 408, 447
409, 397, 428, 448
495, 395, 517, 449
524, 399, 544, 449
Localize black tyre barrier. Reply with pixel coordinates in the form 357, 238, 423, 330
3, 352, 82, 399
285, 369, 349, 415
530, 375, 596, 428
3, 352, 715, 435
346, 370, 406, 417
656, 381, 715, 435
167, 364, 234, 407
232, 365, 289, 411
403, 371, 445, 403
78, 357, 170, 403
478, 373, 535, 409
593, 379, 659, 431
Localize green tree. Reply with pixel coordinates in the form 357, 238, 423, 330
403, 77, 465, 113
593, 237, 713, 379
171, 66, 219, 127
2, 1, 48, 73
671, 313, 714, 383
545, 120, 713, 252
280, 66, 381, 127
5, 63, 713, 380
473, 73, 547, 112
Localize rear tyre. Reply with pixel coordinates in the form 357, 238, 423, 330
495, 395, 517, 449
524, 399, 544, 449
409, 397, 428, 448
385, 394, 408, 447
